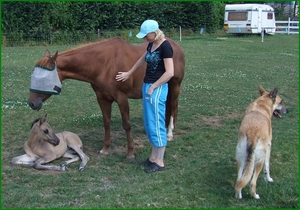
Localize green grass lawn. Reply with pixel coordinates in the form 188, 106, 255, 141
1, 34, 298, 208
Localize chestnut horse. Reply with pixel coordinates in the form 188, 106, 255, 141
28, 37, 185, 160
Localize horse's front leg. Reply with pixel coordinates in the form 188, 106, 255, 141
97, 98, 113, 156
116, 94, 134, 160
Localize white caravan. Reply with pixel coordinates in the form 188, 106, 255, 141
224, 4, 276, 35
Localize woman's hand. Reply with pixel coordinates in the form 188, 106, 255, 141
147, 85, 154, 96
116, 71, 130, 82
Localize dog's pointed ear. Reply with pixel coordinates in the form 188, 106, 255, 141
269, 88, 278, 103
259, 85, 266, 96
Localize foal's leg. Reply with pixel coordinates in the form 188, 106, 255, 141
64, 132, 90, 171
63, 149, 89, 171
11, 154, 35, 167
33, 156, 66, 171
61, 150, 80, 169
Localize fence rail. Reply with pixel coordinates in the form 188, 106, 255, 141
275, 18, 299, 34
1, 28, 194, 47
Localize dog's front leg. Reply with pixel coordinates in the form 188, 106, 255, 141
264, 143, 274, 182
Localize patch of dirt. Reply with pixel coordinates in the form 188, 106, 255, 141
216, 37, 228, 40
201, 112, 242, 128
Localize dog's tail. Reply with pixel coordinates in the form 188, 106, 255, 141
235, 135, 256, 196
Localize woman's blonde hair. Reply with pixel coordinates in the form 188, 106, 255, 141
154, 29, 165, 40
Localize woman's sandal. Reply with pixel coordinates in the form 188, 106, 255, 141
144, 162, 165, 173
139, 158, 153, 166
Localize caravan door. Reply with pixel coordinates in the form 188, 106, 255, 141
257, 7, 262, 33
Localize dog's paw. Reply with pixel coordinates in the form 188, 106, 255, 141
254, 194, 260, 199
235, 191, 242, 199
264, 176, 274, 182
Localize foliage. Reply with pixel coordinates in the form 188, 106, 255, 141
2, 2, 225, 35
1, 34, 298, 208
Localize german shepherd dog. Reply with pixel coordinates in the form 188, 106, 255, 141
235, 86, 288, 199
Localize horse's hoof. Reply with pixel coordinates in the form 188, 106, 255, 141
127, 156, 135, 162
167, 135, 173, 141
98, 149, 109, 156
79, 166, 85, 172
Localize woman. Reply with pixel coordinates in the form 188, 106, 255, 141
115, 19, 174, 173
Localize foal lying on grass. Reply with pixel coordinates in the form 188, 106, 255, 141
12, 114, 89, 171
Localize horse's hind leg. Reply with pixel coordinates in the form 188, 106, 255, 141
166, 81, 181, 141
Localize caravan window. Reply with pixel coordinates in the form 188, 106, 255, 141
267, 13, 273, 19
228, 12, 248, 21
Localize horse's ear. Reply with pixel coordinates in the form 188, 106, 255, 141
259, 85, 266, 96
48, 51, 58, 63
44, 49, 51, 57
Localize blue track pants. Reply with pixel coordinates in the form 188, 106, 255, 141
142, 83, 168, 147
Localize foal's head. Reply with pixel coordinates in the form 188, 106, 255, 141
31, 114, 60, 146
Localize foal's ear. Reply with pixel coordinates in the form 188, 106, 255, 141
39, 114, 47, 125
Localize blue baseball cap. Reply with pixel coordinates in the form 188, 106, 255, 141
136, 20, 159, 39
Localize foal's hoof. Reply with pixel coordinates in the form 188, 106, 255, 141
79, 166, 85, 172
60, 162, 68, 171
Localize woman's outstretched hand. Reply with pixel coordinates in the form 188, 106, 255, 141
116, 72, 130, 82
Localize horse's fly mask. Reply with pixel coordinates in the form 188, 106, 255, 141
30, 63, 62, 95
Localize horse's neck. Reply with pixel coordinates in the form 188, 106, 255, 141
56, 45, 107, 83
56, 39, 140, 83
57, 54, 97, 82
27, 129, 43, 147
